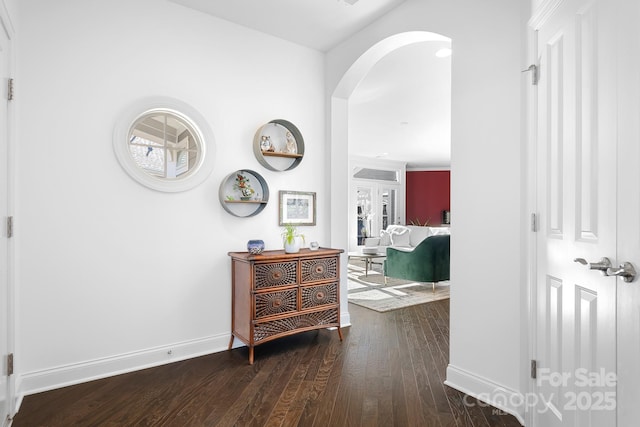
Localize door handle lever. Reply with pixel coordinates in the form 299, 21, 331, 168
606, 262, 637, 283
573, 257, 612, 275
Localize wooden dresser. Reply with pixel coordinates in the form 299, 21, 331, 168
228, 247, 343, 364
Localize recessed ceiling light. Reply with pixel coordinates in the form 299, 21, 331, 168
436, 48, 452, 58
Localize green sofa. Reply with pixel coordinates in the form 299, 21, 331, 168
383, 234, 450, 288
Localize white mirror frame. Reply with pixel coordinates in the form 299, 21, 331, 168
113, 97, 216, 192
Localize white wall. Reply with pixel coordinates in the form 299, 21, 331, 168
327, 0, 526, 421
13, 0, 329, 394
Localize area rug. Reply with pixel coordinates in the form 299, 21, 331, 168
347, 261, 450, 313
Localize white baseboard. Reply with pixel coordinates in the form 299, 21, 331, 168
17, 319, 353, 408
18, 332, 231, 400
340, 311, 351, 328
445, 364, 525, 425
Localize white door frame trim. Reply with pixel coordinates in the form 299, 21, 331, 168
524, 22, 539, 427
0, 0, 15, 421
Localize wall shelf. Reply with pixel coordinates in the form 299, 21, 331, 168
261, 152, 303, 159
253, 119, 305, 171
219, 169, 269, 217
224, 200, 268, 204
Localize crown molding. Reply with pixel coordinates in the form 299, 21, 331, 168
529, 0, 566, 30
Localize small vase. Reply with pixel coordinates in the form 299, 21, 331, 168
284, 237, 301, 253
247, 239, 265, 254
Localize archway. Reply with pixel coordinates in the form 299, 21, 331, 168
330, 31, 452, 325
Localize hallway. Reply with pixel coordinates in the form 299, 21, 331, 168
13, 301, 521, 426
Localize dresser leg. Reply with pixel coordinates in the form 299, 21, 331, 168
337, 327, 343, 341
249, 347, 254, 365
228, 334, 235, 350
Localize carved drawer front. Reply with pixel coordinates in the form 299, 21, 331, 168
254, 289, 298, 319
254, 261, 298, 290
300, 257, 338, 284
301, 283, 338, 310
253, 308, 339, 343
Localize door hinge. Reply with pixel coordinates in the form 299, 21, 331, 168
531, 359, 537, 379
6, 216, 13, 238
531, 213, 538, 232
522, 64, 538, 85
7, 78, 13, 101
7, 353, 13, 376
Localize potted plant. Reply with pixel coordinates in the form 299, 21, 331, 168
281, 223, 305, 253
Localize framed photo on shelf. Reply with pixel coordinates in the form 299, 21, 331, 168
279, 191, 316, 226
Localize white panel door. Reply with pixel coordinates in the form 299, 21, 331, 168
616, 0, 640, 424
534, 0, 617, 425
0, 16, 10, 426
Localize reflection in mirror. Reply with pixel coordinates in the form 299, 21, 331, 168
113, 97, 215, 192
129, 113, 200, 179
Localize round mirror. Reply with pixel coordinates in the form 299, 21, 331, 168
114, 97, 215, 192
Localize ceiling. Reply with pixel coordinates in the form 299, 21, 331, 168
168, 0, 408, 52
349, 41, 451, 169
169, 0, 451, 169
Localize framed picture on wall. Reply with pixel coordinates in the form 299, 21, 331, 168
279, 191, 316, 226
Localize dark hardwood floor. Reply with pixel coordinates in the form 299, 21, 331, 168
12, 300, 522, 426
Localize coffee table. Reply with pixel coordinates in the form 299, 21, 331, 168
347, 250, 387, 276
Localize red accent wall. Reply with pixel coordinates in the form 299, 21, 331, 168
406, 170, 450, 225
